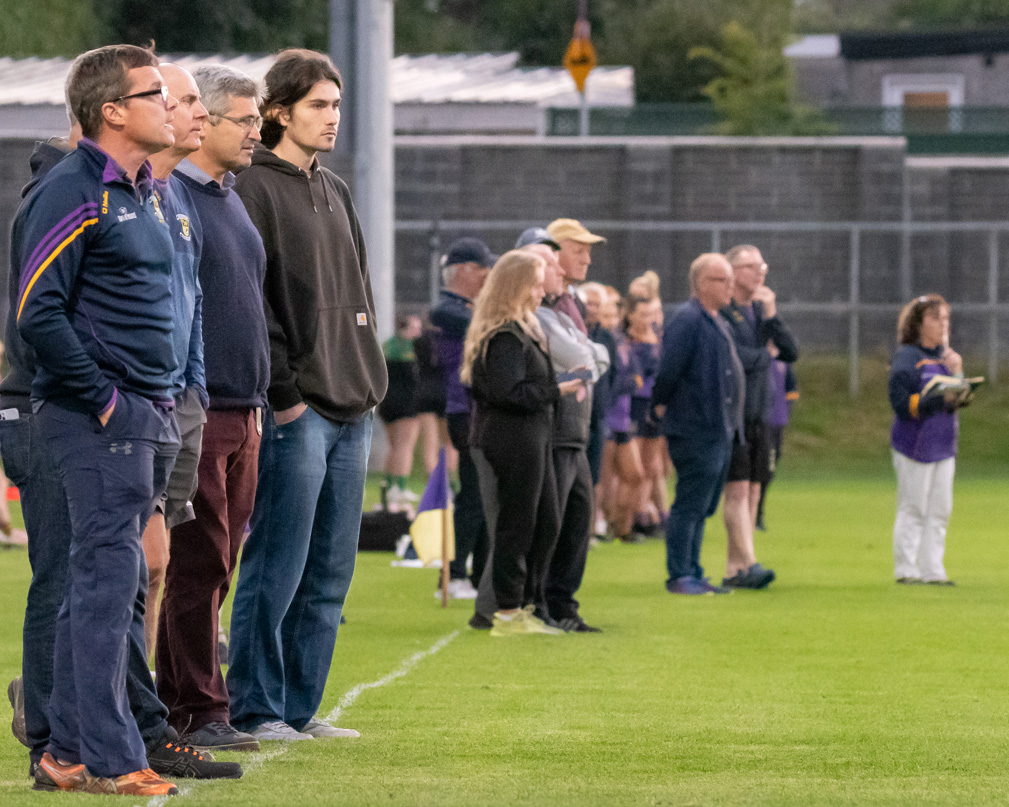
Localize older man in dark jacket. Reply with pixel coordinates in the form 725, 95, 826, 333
719, 244, 798, 590
652, 254, 743, 596
430, 237, 494, 602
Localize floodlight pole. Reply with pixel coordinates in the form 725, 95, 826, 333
576, 0, 590, 136
330, 0, 395, 341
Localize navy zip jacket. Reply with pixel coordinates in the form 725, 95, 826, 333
154, 175, 207, 407
1, 140, 71, 412
719, 298, 798, 422
587, 322, 617, 425
431, 289, 473, 416
652, 297, 742, 443
16, 139, 176, 413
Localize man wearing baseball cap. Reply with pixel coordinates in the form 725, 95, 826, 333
431, 237, 496, 606
546, 219, 606, 335
514, 226, 560, 251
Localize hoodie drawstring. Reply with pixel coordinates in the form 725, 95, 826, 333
305, 172, 319, 213
320, 176, 333, 212
305, 170, 334, 214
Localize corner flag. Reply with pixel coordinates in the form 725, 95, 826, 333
409, 448, 455, 568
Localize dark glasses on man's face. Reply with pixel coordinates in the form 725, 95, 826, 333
113, 86, 170, 106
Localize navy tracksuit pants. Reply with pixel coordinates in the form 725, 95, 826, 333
0, 410, 172, 769
39, 391, 179, 777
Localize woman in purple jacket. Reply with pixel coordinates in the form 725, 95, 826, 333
888, 294, 963, 585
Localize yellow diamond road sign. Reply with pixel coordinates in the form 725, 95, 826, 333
564, 35, 597, 95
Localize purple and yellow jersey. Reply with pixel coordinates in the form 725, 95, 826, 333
16, 139, 176, 413
888, 343, 958, 463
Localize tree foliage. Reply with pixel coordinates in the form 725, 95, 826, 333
100, 0, 329, 53
0, 0, 104, 58
793, 0, 1009, 32
889, 0, 1009, 28
689, 4, 833, 135
11, 0, 993, 106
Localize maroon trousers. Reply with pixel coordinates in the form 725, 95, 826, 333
155, 408, 260, 733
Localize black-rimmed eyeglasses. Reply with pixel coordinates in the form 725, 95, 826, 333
113, 86, 170, 106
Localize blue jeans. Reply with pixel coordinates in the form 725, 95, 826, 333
227, 407, 372, 733
1, 411, 171, 767
40, 394, 179, 777
664, 434, 732, 583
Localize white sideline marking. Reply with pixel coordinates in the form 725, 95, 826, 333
325, 630, 459, 724
143, 630, 458, 807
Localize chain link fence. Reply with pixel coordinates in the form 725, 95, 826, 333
398, 218, 1009, 397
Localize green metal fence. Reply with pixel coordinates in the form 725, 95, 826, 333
546, 104, 1009, 154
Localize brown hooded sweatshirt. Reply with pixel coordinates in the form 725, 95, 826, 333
234, 149, 388, 422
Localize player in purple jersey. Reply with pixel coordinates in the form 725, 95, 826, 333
888, 294, 965, 586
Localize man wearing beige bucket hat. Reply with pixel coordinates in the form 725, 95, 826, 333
546, 218, 607, 336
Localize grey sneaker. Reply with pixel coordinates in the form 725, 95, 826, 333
249, 720, 313, 741
182, 720, 259, 751
8, 676, 27, 747
300, 718, 360, 738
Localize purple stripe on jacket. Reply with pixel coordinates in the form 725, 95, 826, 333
20, 203, 99, 296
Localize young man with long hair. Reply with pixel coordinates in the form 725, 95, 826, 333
226, 49, 387, 741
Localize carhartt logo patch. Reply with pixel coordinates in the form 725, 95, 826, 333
109, 442, 133, 455
356, 313, 367, 326
176, 214, 191, 241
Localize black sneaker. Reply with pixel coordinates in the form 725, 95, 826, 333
745, 563, 775, 589
721, 570, 748, 588
726, 565, 774, 590
557, 616, 602, 633
148, 736, 243, 779
468, 613, 493, 630
532, 607, 562, 629
182, 720, 260, 752
700, 577, 733, 595
8, 676, 27, 747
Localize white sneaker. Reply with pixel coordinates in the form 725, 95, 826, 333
249, 720, 313, 741
300, 718, 360, 738
217, 624, 229, 662
434, 579, 478, 600
391, 558, 426, 568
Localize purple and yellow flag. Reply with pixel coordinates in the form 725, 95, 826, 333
409, 448, 455, 566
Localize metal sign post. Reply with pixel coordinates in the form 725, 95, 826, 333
563, 0, 597, 137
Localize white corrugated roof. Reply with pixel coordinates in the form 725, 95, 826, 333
0, 52, 633, 108
784, 35, 841, 59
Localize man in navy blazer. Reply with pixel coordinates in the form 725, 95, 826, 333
652, 254, 744, 595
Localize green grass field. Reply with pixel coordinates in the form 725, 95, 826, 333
1, 470, 1008, 806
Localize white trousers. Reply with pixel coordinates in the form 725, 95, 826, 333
892, 451, 955, 581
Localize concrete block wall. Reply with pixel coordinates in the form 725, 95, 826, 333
2, 136, 1009, 357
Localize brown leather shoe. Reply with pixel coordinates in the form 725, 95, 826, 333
33, 752, 87, 791
83, 768, 179, 796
